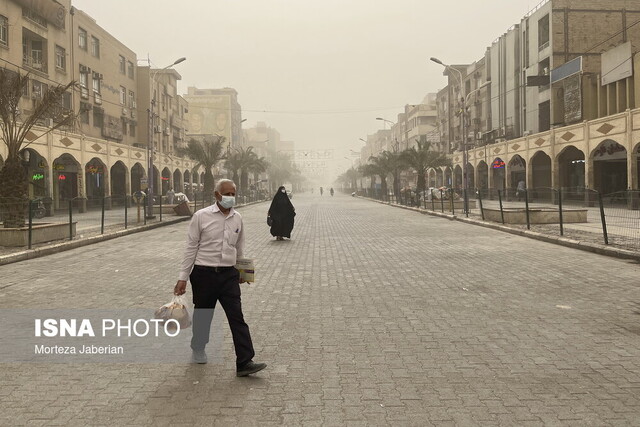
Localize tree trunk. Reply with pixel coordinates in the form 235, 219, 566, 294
240, 170, 249, 195
0, 157, 29, 228
203, 171, 215, 202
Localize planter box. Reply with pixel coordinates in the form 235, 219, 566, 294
429, 200, 477, 211
482, 208, 587, 224
0, 222, 77, 247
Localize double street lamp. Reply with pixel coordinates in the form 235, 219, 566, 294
146, 57, 186, 218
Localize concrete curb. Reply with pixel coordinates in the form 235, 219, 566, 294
359, 196, 640, 262
0, 200, 269, 266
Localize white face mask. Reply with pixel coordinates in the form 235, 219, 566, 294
219, 195, 235, 209
281, 189, 286, 193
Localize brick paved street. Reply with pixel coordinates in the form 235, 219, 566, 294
1, 193, 640, 426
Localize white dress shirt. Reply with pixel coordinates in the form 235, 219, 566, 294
178, 203, 245, 281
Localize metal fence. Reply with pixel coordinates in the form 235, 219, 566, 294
1, 193, 269, 250
360, 188, 640, 252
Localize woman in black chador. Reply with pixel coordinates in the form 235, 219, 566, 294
268, 186, 296, 241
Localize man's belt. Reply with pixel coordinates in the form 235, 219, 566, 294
194, 265, 235, 273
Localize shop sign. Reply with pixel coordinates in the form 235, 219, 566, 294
492, 158, 505, 169
32, 173, 44, 181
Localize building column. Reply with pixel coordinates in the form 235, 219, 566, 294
628, 149, 638, 190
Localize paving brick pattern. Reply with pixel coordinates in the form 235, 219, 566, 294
1, 193, 640, 425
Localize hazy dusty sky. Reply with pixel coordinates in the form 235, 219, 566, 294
73, 0, 539, 170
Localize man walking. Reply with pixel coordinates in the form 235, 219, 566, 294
174, 179, 266, 377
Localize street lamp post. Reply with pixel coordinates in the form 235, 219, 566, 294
146, 57, 186, 218
430, 57, 469, 213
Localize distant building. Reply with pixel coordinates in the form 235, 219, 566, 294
183, 87, 243, 153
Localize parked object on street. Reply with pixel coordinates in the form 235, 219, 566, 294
173, 201, 192, 216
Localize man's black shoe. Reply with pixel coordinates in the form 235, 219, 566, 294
236, 361, 267, 377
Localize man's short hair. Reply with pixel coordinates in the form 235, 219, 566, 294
215, 179, 236, 193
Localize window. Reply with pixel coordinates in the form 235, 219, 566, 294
538, 14, 550, 50
128, 90, 135, 108
55, 45, 66, 71
129, 122, 136, 137
127, 61, 134, 79
120, 86, 126, 105
93, 109, 103, 129
79, 103, 90, 124
92, 76, 100, 94
79, 67, 87, 87
78, 28, 87, 50
90, 36, 100, 58
0, 15, 8, 46
119, 55, 125, 74
121, 118, 128, 136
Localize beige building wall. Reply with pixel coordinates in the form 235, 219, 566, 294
72, 8, 139, 147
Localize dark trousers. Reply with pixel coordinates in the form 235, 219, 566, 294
190, 265, 255, 368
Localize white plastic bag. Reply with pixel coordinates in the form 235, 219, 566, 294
154, 294, 192, 332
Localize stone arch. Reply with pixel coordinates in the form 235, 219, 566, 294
172, 168, 183, 193
183, 169, 192, 196
444, 166, 452, 187
590, 139, 627, 194
557, 145, 585, 189
530, 151, 552, 189
53, 153, 81, 209
477, 160, 489, 191
453, 165, 462, 190
507, 154, 526, 191
161, 167, 171, 195
85, 158, 109, 205
22, 148, 49, 198
427, 168, 437, 188
131, 163, 145, 194
466, 162, 475, 190
491, 157, 506, 191
110, 161, 128, 205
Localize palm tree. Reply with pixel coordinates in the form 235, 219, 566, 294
400, 140, 450, 197
224, 150, 242, 186
181, 136, 225, 199
247, 155, 268, 192
0, 69, 76, 228
366, 153, 396, 197
378, 150, 403, 198
266, 151, 296, 193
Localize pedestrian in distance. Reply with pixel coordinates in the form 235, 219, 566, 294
268, 185, 296, 241
516, 180, 526, 202
166, 187, 175, 205
330, 187, 334, 197
320, 187, 324, 196
174, 178, 266, 377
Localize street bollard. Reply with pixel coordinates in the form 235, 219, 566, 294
68, 200, 73, 240
464, 189, 469, 218
477, 189, 485, 220
498, 190, 505, 224
450, 189, 455, 216
28, 200, 33, 250
101, 195, 105, 235
524, 189, 530, 230
597, 191, 609, 245
557, 188, 564, 236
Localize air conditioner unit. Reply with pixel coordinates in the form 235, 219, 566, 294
154, 126, 161, 133
121, 108, 129, 116
476, 132, 483, 140
163, 127, 170, 135
91, 72, 103, 80
79, 65, 90, 74
131, 110, 136, 119
523, 130, 532, 137
543, 67, 549, 75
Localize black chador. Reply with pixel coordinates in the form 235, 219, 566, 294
268, 186, 296, 240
